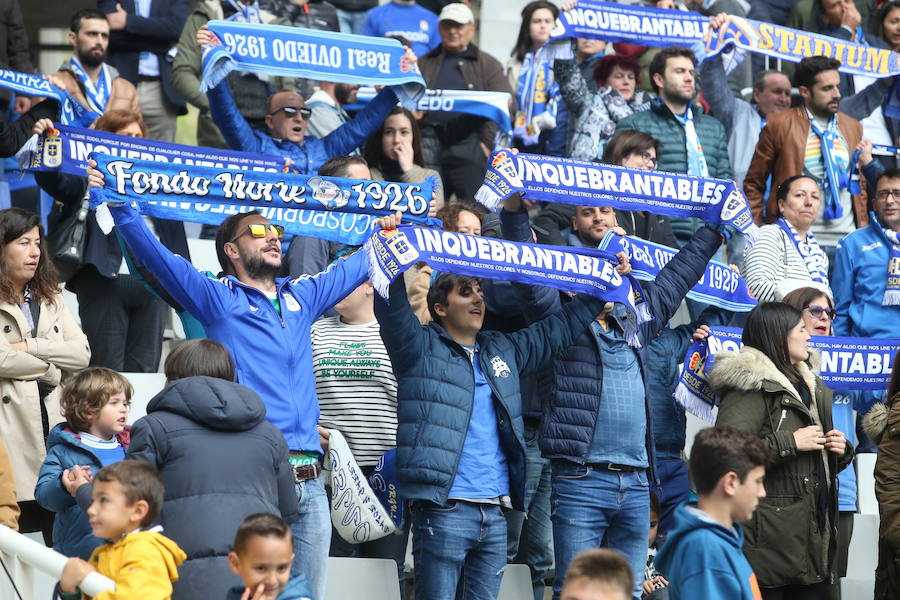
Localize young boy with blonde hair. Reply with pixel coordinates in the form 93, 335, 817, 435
560, 548, 634, 600
36, 367, 133, 559
57, 460, 185, 599
226, 513, 312, 600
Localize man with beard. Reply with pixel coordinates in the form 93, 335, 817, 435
615, 47, 731, 247
305, 81, 362, 141
87, 155, 388, 600
54, 9, 140, 124
745, 56, 869, 255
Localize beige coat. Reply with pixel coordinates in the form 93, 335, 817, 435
0, 437, 17, 529
0, 295, 89, 502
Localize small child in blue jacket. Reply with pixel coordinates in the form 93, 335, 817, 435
35, 367, 132, 559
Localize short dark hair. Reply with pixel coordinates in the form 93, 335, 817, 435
215, 211, 262, 276
690, 426, 770, 495
875, 167, 900, 189
318, 155, 368, 178
593, 54, 641, 88
649, 489, 661, 519
61, 367, 133, 432
648, 47, 696, 94
233, 513, 293, 555
601, 130, 660, 166
563, 548, 633, 596
95, 460, 164, 527
164, 339, 235, 382
742, 302, 806, 385
70, 8, 107, 33
793, 55, 841, 90
426, 272, 481, 324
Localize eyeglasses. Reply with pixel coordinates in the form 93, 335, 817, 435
875, 189, 900, 201
804, 305, 837, 320
230, 223, 285, 243
269, 106, 312, 120
636, 151, 657, 168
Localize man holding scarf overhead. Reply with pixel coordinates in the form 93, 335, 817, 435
197, 26, 413, 175
745, 56, 869, 253
52, 9, 140, 126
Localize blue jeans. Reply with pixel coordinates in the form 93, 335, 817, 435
336, 8, 368, 34
550, 462, 650, 600
506, 422, 553, 600
652, 458, 690, 548
411, 500, 507, 600
290, 477, 331, 600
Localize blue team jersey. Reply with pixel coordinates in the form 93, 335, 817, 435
363, 2, 440, 56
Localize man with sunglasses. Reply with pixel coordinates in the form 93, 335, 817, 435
196, 26, 413, 175
86, 158, 393, 600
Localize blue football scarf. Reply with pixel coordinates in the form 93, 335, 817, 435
65, 57, 111, 114
0, 69, 99, 127
364, 224, 651, 346
476, 150, 758, 242
346, 86, 513, 136
808, 112, 849, 220
881, 225, 900, 306
675, 326, 900, 421
548, 1, 900, 79
21, 123, 284, 176
200, 20, 426, 108
368, 449, 404, 528
599, 233, 755, 312
89, 152, 438, 246
775, 217, 829, 286
514, 50, 558, 146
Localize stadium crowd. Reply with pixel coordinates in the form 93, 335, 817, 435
1, 0, 900, 599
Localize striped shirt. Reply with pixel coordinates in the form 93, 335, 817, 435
742, 223, 832, 302
803, 115, 855, 245
311, 317, 398, 467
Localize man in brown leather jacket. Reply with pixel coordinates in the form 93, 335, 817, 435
52, 9, 140, 121
744, 55, 868, 253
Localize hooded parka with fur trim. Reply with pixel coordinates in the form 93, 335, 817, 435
710, 347, 853, 588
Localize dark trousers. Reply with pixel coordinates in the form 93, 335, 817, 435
423, 130, 489, 202
75, 270, 167, 372
762, 582, 829, 600
17, 500, 54, 545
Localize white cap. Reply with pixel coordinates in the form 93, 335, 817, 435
438, 3, 475, 24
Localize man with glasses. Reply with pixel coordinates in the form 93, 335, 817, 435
86, 156, 392, 600
833, 167, 900, 455
195, 26, 412, 175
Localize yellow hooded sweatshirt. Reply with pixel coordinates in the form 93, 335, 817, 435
86, 530, 186, 600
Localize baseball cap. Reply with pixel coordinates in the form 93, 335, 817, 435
438, 3, 475, 25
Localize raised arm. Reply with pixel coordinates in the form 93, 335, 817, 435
290, 248, 368, 319
374, 277, 429, 373
320, 86, 399, 157
698, 55, 737, 139
207, 81, 267, 154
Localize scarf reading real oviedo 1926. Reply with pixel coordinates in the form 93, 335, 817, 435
200, 20, 426, 108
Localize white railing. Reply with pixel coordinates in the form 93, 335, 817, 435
0, 525, 114, 597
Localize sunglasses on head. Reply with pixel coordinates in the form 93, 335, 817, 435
230, 223, 285, 243
269, 106, 312, 120
804, 305, 836, 319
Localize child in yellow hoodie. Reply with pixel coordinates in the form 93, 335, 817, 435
57, 460, 186, 599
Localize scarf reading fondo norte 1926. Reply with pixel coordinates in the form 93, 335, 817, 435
548, 0, 900, 79
200, 20, 426, 108
476, 150, 759, 242
88, 152, 438, 246
364, 224, 651, 346
599, 232, 756, 312
21, 124, 284, 176
0, 69, 100, 127
674, 326, 900, 421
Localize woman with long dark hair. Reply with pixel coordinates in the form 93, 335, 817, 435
363, 106, 444, 210
864, 345, 900, 598
506, 0, 563, 154
0, 208, 90, 543
710, 302, 852, 600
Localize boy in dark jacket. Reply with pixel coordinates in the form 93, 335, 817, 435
35, 368, 132, 559
655, 426, 768, 600
374, 215, 619, 600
